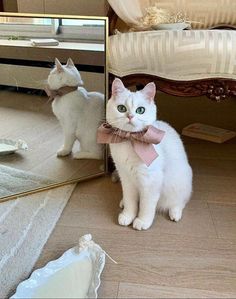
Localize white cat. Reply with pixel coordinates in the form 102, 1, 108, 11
107, 78, 192, 230
47, 58, 104, 159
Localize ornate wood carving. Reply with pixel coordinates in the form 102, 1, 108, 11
195, 80, 233, 102
109, 74, 236, 102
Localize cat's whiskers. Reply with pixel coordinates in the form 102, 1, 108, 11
100, 115, 123, 123
106, 119, 124, 127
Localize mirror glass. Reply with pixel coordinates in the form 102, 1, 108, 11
0, 14, 107, 200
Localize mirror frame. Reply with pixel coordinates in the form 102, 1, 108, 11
0, 12, 108, 203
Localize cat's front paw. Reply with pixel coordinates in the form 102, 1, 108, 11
169, 207, 183, 222
133, 217, 153, 231
57, 149, 71, 157
118, 212, 135, 226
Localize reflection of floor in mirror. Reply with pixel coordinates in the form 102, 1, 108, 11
0, 90, 102, 182
35, 94, 236, 298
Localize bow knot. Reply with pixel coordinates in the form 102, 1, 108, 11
97, 123, 165, 166
124, 131, 131, 138
44, 85, 80, 101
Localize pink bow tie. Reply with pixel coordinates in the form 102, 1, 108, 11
97, 123, 165, 166
44, 85, 79, 100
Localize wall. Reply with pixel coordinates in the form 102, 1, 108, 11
2, 0, 18, 12
17, 0, 108, 16
0, 64, 105, 94
0, 41, 104, 67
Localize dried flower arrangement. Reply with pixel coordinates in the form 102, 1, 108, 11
140, 6, 173, 28
133, 4, 197, 30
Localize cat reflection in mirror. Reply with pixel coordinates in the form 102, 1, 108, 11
46, 58, 104, 159
98, 78, 192, 230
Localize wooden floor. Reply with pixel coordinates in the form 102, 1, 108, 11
35, 94, 236, 298
0, 90, 102, 184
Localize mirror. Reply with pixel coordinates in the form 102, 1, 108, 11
0, 13, 108, 201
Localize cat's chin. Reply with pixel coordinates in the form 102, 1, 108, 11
119, 123, 146, 132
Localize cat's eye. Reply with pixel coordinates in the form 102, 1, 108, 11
136, 107, 145, 114
117, 105, 127, 113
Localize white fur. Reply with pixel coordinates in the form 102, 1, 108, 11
48, 58, 104, 159
107, 78, 192, 230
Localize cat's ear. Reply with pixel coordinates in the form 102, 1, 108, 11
112, 78, 125, 97
141, 82, 156, 101
66, 58, 75, 67
55, 58, 64, 73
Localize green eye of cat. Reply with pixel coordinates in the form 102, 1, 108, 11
136, 107, 145, 114
117, 105, 127, 113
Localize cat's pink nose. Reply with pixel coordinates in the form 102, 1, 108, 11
127, 114, 134, 120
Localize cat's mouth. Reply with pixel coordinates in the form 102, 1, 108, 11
125, 122, 144, 132
127, 120, 135, 127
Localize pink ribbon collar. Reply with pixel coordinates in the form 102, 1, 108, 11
97, 123, 165, 166
44, 85, 79, 101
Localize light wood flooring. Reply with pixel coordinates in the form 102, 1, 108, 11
0, 90, 102, 184
35, 94, 236, 298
